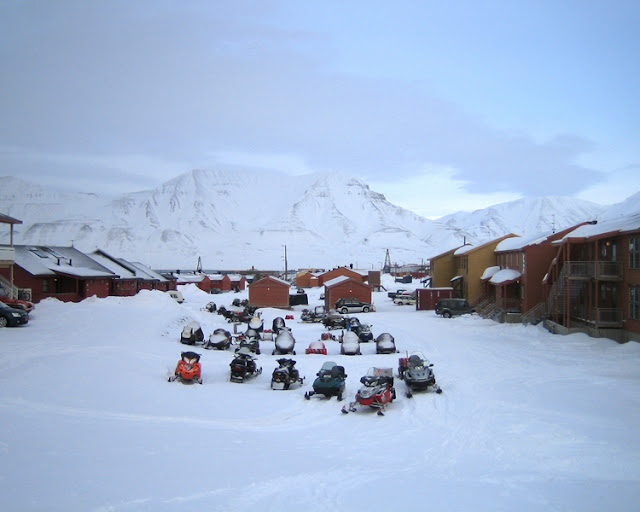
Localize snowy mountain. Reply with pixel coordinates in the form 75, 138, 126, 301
0, 170, 616, 269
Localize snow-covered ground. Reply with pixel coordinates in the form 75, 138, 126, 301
1, 277, 640, 511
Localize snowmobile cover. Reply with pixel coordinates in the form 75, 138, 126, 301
375, 332, 396, 354
341, 330, 360, 355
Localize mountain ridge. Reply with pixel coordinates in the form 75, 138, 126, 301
0, 170, 621, 269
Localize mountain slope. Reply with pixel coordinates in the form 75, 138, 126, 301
0, 170, 613, 269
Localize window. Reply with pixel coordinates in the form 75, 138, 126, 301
630, 286, 639, 320
630, 237, 639, 269
42, 279, 50, 293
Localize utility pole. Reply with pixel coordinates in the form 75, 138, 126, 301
284, 245, 288, 281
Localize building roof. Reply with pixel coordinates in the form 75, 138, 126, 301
562, 213, 640, 241
129, 262, 170, 282
454, 234, 518, 256
0, 213, 22, 225
489, 268, 522, 285
13, 245, 115, 278
250, 275, 290, 287
88, 250, 138, 279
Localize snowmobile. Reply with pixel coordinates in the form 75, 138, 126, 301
168, 351, 203, 384
300, 305, 325, 323
305, 340, 327, 355
342, 367, 395, 416
398, 352, 442, 397
304, 361, 347, 401
355, 322, 373, 343
229, 347, 262, 383
272, 316, 287, 335
346, 316, 361, 332
180, 321, 204, 345
272, 329, 296, 355
375, 332, 398, 354
322, 310, 347, 330
270, 358, 304, 390
248, 314, 264, 333
340, 330, 361, 355
203, 328, 232, 350
203, 301, 217, 313
235, 330, 261, 355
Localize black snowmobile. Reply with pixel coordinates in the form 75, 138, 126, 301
375, 332, 398, 354
229, 347, 262, 383
180, 321, 205, 345
235, 329, 261, 355
304, 361, 347, 401
398, 352, 442, 397
272, 316, 287, 335
272, 329, 296, 355
204, 328, 232, 350
300, 305, 325, 323
322, 310, 347, 330
270, 358, 304, 390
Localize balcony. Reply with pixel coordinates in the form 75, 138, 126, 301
0, 245, 15, 266
566, 261, 623, 281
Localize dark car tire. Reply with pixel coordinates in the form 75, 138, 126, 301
0, 316, 7, 327
443, 311, 452, 318
340, 308, 348, 314
363, 307, 370, 312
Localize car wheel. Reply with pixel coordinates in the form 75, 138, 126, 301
0, 316, 7, 328
340, 308, 348, 314
363, 307, 369, 312
443, 311, 452, 318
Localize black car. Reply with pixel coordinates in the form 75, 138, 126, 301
434, 298, 475, 318
0, 302, 29, 327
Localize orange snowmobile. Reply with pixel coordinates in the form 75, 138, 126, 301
169, 351, 203, 384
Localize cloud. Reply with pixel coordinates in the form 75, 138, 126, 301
369, 165, 522, 219
0, 1, 631, 204
577, 164, 640, 205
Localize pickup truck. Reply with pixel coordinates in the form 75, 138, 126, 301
387, 288, 407, 299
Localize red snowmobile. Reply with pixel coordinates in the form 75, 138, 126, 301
169, 351, 203, 384
342, 367, 395, 416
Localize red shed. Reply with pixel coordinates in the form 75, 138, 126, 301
416, 287, 456, 310
208, 274, 231, 292
318, 267, 366, 286
248, 276, 291, 308
324, 276, 372, 311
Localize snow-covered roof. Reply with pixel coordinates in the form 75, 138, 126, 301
173, 272, 206, 283
450, 275, 463, 282
207, 274, 226, 280
324, 275, 352, 288
489, 269, 521, 285
227, 274, 243, 281
252, 275, 290, 287
129, 262, 170, 282
454, 245, 474, 255
562, 213, 640, 240
13, 245, 116, 278
481, 266, 501, 280
88, 250, 137, 279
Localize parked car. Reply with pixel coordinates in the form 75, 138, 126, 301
334, 298, 375, 314
387, 288, 407, 299
0, 296, 35, 313
435, 298, 475, 318
166, 290, 184, 303
0, 302, 29, 327
393, 291, 416, 306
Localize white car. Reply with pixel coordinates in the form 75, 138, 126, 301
393, 292, 416, 306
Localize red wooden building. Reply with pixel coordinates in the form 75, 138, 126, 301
318, 267, 366, 286
228, 274, 246, 291
2, 245, 116, 303
324, 276, 372, 311
416, 288, 456, 310
208, 274, 231, 292
248, 276, 291, 308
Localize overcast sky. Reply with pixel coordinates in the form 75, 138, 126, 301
1, 0, 638, 218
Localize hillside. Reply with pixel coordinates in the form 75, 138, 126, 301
0, 170, 613, 269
